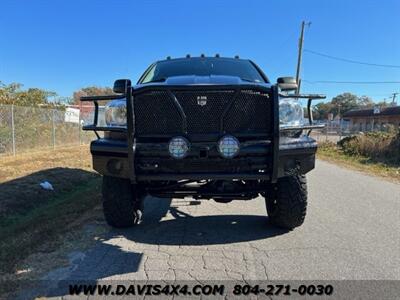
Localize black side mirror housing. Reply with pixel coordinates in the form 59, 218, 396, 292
277, 77, 298, 92
113, 79, 131, 94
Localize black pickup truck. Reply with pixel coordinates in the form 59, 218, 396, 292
81, 55, 324, 230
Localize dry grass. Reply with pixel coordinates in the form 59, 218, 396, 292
0, 146, 102, 295
338, 131, 400, 166
317, 141, 400, 183
0, 145, 92, 182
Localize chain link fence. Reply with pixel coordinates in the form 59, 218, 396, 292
2, 105, 397, 156
0, 104, 98, 156
311, 121, 400, 144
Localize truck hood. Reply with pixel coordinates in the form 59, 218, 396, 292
134, 75, 272, 89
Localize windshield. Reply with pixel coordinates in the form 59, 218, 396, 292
140, 58, 266, 83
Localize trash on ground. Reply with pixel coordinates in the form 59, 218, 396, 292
40, 181, 54, 191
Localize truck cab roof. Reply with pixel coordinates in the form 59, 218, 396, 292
137, 56, 270, 86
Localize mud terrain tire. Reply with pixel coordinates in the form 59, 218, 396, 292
265, 175, 307, 230
102, 176, 144, 228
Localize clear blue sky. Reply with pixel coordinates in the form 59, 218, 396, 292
1, 0, 399, 102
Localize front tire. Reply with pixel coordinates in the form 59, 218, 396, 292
102, 176, 144, 228
264, 175, 307, 230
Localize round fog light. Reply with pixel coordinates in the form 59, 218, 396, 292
218, 135, 240, 158
169, 137, 189, 159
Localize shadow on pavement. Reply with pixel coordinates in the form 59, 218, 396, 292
121, 196, 288, 246
17, 196, 287, 299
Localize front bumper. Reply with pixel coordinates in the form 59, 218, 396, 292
90, 136, 317, 181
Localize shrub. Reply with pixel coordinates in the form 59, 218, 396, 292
338, 130, 400, 165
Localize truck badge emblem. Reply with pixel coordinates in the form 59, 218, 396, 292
197, 96, 207, 106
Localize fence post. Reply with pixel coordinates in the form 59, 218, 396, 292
78, 104, 82, 146
52, 109, 56, 150
325, 124, 328, 142
11, 104, 16, 156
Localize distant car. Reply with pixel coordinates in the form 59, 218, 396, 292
82, 55, 324, 230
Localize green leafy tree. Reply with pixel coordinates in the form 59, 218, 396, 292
312, 101, 333, 120
330, 92, 359, 117
311, 93, 383, 120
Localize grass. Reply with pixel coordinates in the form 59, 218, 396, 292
0, 178, 101, 274
317, 141, 400, 183
0, 146, 102, 297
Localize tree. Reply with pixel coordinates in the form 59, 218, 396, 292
330, 92, 359, 117
312, 101, 333, 120
0, 81, 56, 106
357, 95, 374, 108
375, 100, 390, 108
72, 86, 113, 104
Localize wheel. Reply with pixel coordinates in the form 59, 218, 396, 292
264, 175, 307, 230
102, 176, 144, 228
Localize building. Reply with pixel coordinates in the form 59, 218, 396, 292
342, 105, 400, 132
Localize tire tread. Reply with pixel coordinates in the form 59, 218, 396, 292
266, 175, 307, 229
102, 176, 139, 228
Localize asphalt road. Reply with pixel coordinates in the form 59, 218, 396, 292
24, 160, 400, 298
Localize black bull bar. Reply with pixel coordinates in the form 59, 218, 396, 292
81, 80, 325, 183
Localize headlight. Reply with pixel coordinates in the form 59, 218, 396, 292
279, 98, 304, 128
169, 136, 190, 159
218, 135, 240, 158
105, 99, 127, 126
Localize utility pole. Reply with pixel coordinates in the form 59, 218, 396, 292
295, 21, 311, 93
391, 92, 398, 105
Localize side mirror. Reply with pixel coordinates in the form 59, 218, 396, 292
277, 77, 298, 92
113, 79, 131, 94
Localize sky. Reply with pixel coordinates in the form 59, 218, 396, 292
1, 0, 399, 103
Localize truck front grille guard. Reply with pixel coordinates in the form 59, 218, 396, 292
81, 83, 325, 184
278, 93, 327, 134
80, 81, 137, 182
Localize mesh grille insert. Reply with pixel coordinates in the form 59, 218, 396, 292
174, 90, 234, 134
134, 89, 271, 137
134, 91, 182, 135
224, 89, 271, 133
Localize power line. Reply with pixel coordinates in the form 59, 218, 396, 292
303, 80, 400, 84
304, 49, 400, 69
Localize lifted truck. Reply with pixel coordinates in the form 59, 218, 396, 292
81, 56, 325, 230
